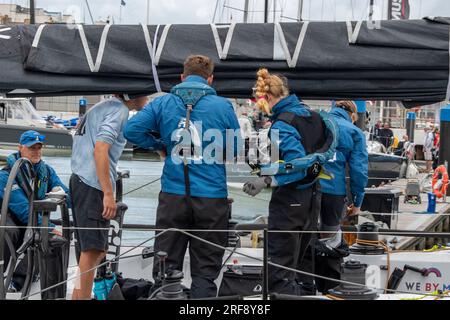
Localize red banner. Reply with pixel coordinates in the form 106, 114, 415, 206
388, 0, 410, 20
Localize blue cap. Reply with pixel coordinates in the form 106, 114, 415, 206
19, 130, 46, 147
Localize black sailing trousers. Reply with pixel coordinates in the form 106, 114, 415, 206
152, 192, 229, 298
268, 184, 321, 294
3, 214, 28, 290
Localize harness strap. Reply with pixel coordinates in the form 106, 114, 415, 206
183, 105, 193, 202
274, 111, 333, 186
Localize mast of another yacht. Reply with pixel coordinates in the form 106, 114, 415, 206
298, 0, 303, 21
244, 0, 249, 23
146, 0, 150, 25
264, 0, 269, 23
29, 0, 35, 24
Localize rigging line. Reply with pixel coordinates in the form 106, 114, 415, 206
333, 0, 337, 21
419, 0, 423, 18
308, 0, 311, 21
67, 252, 144, 269
19, 227, 175, 300
321, 0, 324, 21
363, 0, 370, 20
84, 0, 94, 24
219, 0, 225, 23
159, 229, 450, 298
350, 0, 354, 21
122, 177, 161, 196
212, 0, 220, 23
4, 225, 450, 237
227, 189, 269, 202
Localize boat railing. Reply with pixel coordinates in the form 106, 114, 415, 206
1, 223, 448, 301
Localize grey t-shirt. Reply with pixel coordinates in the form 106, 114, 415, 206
71, 98, 129, 192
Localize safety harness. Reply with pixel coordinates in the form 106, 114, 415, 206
170, 81, 216, 199
272, 110, 336, 186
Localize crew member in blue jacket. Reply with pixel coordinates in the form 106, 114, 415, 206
124, 55, 241, 298
243, 69, 336, 295
0, 130, 69, 292
315, 100, 368, 293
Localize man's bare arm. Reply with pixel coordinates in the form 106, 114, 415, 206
94, 141, 116, 220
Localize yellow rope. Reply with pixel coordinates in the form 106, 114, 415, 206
325, 294, 344, 300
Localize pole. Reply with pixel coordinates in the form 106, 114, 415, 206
146, 0, 150, 25
297, 0, 303, 21
406, 112, 416, 143
355, 100, 367, 131
439, 105, 450, 196
379, 101, 384, 123
30, 0, 37, 110
263, 228, 268, 300
273, 0, 276, 23
369, 0, 375, 21
264, 0, 269, 23
85, 0, 94, 24
244, 0, 249, 23
29, 0, 35, 24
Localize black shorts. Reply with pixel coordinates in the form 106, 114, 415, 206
70, 174, 109, 252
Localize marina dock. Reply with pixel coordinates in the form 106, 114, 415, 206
367, 173, 450, 250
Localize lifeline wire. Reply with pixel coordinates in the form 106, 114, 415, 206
17, 228, 450, 300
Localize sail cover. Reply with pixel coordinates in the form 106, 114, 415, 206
0, 18, 449, 105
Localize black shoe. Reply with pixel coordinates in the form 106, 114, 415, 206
315, 239, 349, 259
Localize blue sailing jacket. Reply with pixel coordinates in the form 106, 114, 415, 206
267, 95, 320, 189
320, 107, 368, 207
0, 152, 70, 226
124, 75, 241, 198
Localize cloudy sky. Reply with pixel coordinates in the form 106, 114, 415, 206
1, 0, 448, 24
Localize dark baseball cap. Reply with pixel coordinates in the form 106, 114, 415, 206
19, 130, 46, 147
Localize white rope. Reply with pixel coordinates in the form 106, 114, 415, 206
210, 23, 236, 60
274, 21, 309, 68
31, 25, 46, 48
77, 24, 111, 73
154, 24, 171, 67
346, 20, 363, 44
0, 27, 11, 40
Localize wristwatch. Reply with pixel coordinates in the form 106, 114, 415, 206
264, 176, 272, 188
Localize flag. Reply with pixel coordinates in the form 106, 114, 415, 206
388, 0, 410, 20
121, 0, 126, 6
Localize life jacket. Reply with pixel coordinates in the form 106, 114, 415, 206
1, 153, 50, 221
273, 110, 336, 186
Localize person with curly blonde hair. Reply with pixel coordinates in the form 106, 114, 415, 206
243, 68, 334, 295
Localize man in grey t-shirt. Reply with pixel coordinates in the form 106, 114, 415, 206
70, 95, 148, 300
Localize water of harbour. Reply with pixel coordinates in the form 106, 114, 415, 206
42, 155, 271, 246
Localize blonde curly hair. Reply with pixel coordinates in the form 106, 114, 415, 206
254, 68, 289, 115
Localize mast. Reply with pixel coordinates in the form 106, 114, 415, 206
297, 0, 303, 21
369, 0, 375, 21
146, 0, 150, 25
212, 0, 220, 23
244, 0, 249, 23
85, 0, 94, 24
273, 0, 276, 23
264, 0, 269, 23
30, 0, 36, 109
29, 0, 35, 24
